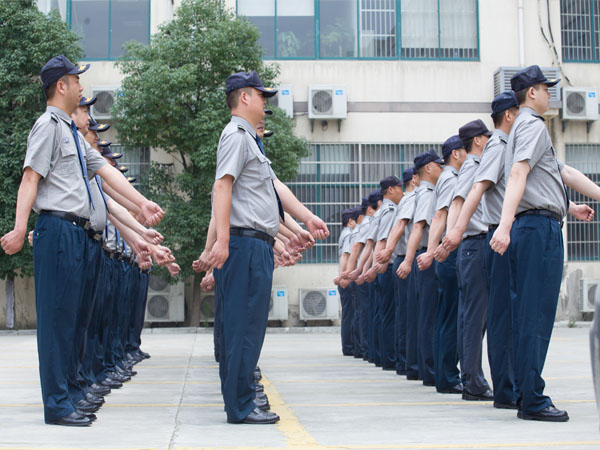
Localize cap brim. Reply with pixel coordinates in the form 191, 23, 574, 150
257, 86, 278, 98
79, 96, 97, 107
544, 78, 560, 87
264, 109, 273, 115
484, 130, 493, 137
263, 130, 273, 137
68, 64, 90, 75
127, 177, 137, 183
95, 124, 110, 132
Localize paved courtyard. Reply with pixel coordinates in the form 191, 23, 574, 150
0, 326, 599, 450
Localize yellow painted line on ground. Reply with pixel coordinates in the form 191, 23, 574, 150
287, 399, 595, 407
261, 375, 320, 448
276, 378, 400, 384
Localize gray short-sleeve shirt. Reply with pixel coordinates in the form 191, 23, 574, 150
338, 226, 352, 258
215, 116, 280, 237
366, 207, 383, 242
89, 177, 108, 232
23, 106, 107, 218
453, 154, 488, 236
356, 215, 372, 244
104, 219, 118, 251
392, 190, 417, 257
505, 107, 568, 217
435, 165, 459, 211
413, 181, 436, 249
377, 198, 398, 241
474, 129, 508, 226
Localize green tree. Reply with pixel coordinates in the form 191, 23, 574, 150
0, 0, 82, 327
112, 0, 309, 282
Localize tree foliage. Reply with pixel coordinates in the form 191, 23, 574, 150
113, 0, 309, 279
0, 0, 82, 280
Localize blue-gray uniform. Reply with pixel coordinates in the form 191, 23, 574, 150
338, 224, 354, 356
26, 106, 106, 423
474, 128, 516, 407
213, 114, 280, 424
392, 189, 416, 375
365, 206, 383, 366
376, 197, 399, 370
101, 220, 121, 377
343, 220, 361, 357
353, 214, 371, 359
454, 153, 491, 397
404, 185, 421, 379
433, 164, 461, 392
411, 180, 437, 385
504, 106, 568, 417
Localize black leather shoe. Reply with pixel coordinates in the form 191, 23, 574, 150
422, 380, 435, 387
463, 389, 494, 401
49, 412, 92, 427
254, 395, 270, 411
116, 365, 136, 377
240, 407, 279, 424
75, 399, 100, 413
438, 384, 463, 394
100, 377, 123, 389
76, 410, 97, 422
254, 383, 264, 393
84, 392, 104, 405
396, 369, 407, 376
138, 349, 151, 359
494, 401, 518, 409
107, 371, 130, 382
518, 405, 569, 422
406, 373, 419, 381
253, 367, 262, 381
90, 383, 110, 396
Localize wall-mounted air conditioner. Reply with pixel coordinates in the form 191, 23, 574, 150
308, 85, 347, 119
90, 85, 120, 120
562, 87, 598, 121
271, 85, 294, 118
145, 274, 185, 322
269, 285, 288, 321
298, 288, 339, 321
199, 290, 216, 323
580, 279, 600, 313
493, 67, 561, 102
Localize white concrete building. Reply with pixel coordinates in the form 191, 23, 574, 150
7, 0, 598, 327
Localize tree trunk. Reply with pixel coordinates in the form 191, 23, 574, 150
5, 277, 14, 329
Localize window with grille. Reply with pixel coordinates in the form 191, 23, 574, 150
561, 0, 600, 62
285, 143, 441, 263
110, 145, 150, 191
566, 144, 600, 260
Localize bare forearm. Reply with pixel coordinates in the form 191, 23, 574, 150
205, 215, 217, 251
404, 223, 424, 265
427, 209, 447, 253
98, 164, 147, 209
101, 181, 140, 216
14, 170, 40, 233
498, 162, 529, 229
282, 212, 304, 234
110, 215, 142, 251
213, 177, 233, 242
455, 182, 489, 231
346, 242, 364, 271
356, 240, 375, 271
339, 253, 349, 274
273, 179, 313, 223
446, 197, 464, 231
562, 164, 600, 201
107, 197, 146, 236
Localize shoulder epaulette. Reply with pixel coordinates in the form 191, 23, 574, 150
50, 112, 59, 123
237, 124, 246, 133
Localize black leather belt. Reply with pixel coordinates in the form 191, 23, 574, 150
104, 248, 117, 259
40, 210, 90, 230
88, 230, 103, 241
230, 227, 275, 247
516, 209, 563, 224
488, 224, 498, 232
464, 232, 486, 240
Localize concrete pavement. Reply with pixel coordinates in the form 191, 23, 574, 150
0, 326, 599, 449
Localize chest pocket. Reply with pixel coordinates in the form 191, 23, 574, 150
255, 153, 273, 181
56, 139, 80, 176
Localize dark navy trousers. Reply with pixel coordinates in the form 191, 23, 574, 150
485, 229, 516, 405
350, 283, 362, 357
414, 249, 438, 384
367, 279, 380, 364
456, 236, 490, 395
214, 287, 222, 363
339, 284, 354, 355
33, 214, 87, 422
434, 250, 461, 391
509, 215, 563, 414
131, 271, 150, 353
356, 282, 370, 358
405, 257, 420, 380
213, 235, 273, 423
377, 265, 397, 369
392, 255, 407, 374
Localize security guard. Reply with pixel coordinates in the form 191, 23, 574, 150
210, 70, 327, 425
418, 135, 465, 394
0, 55, 164, 426
397, 149, 444, 385
372, 176, 404, 370
442, 92, 520, 409
338, 208, 356, 356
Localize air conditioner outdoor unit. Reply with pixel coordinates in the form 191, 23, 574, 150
562, 87, 598, 121
269, 285, 288, 321
199, 290, 216, 323
90, 86, 120, 120
271, 85, 294, 118
308, 85, 347, 119
493, 67, 561, 102
580, 279, 600, 313
298, 288, 339, 321
145, 274, 185, 322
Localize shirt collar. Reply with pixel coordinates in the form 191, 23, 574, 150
382, 198, 394, 206
519, 106, 544, 121
443, 165, 459, 176
231, 115, 257, 138
493, 128, 509, 143
466, 153, 480, 162
420, 180, 434, 190
47, 105, 72, 124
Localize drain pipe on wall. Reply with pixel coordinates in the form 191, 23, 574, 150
518, 0, 525, 66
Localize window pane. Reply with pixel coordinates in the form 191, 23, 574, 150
277, 0, 315, 57
320, 0, 358, 58
360, 0, 396, 57
401, 0, 438, 58
439, 0, 478, 59
110, 0, 150, 58
71, 0, 109, 59
111, 145, 150, 190
561, 0, 594, 61
239, 0, 275, 58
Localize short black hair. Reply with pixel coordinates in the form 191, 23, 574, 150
416, 166, 426, 177
492, 106, 519, 127
45, 75, 69, 100
515, 84, 541, 105
226, 87, 253, 110
463, 137, 474, 153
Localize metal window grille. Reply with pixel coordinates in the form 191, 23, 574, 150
110, 145, 150, 190
360, 0, 397, 58
285, 142, 441, 264
566, 144, 600, 260
560, 0, 600, 62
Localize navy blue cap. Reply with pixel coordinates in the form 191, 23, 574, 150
79, 96, 96, 107
414, 149, 443, 171
380, 175, 402, 191
117, 165, 129, 174
41, 55, 89, 90
402, 166, 415, 183
368, 189, 383, 207
225, 70, 277, 98
510, 65, 560, 92
342, 208, 354, 225
491, 91, 519, 117
101, 148, 122, 160
263, 129, 273, 138
88, 115, 110, 132
442, 135, 465, 159
361, 198, 369, 208
127, 176, 137, 183
97, 139, 112, 147
351, 207, 363, 220
264, 109, 273, 115
459, 119, 492, 142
